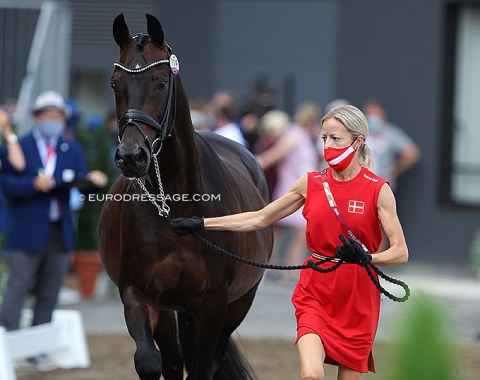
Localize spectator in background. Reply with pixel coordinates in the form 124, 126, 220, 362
210, 90, 236, 127
254, 110, 290, 200
190, 99, 213, 131
211, 91, 246, 146
211, 90, 236, 111
363, 99, 420, 251
362, 99, 421, 191
238, 75, 277, 150
63, 98, 82, 141
0, 109, 25, 172
0, 109, 26, 236
256, 102, 320, 281
0, 91, 108, 371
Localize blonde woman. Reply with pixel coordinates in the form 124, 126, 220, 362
254, 109, 291, 200
170, 105, 408, 380
256, 103, 320, 281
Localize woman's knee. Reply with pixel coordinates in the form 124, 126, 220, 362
301, 364, 325, 380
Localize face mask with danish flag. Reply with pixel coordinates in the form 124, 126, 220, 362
324, 144, 356, 172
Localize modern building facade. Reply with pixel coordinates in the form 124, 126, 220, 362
1, 0, 479, 263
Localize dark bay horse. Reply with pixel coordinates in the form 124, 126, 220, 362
98, 13, 273, 380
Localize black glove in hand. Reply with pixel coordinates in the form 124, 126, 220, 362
169, 216, 204, 236
335, 234, 372, 267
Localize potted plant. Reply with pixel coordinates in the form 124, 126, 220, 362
73, 116, 117, 298
470, 228, 480, 279
73, 202, 104, 299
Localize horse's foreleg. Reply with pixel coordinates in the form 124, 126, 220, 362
153, 310, 184, 380
177, 311, 195, 374
212, 281, 260, 380
220, 281, 259, 349
122, 286, 162, 380
185, 288, 229, 380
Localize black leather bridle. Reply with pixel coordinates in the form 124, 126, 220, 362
114, 46, 177, 156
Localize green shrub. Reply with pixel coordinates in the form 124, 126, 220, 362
386, 294, 457, 380
74, 121, 117, 250
0, 234, 7, 297
470, 228, 480, 268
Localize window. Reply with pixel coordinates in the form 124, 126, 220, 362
444, 5, 480, 206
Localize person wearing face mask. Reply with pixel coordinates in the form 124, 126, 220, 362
362, 99, 420, 192
0, 91, 108, 372
167, 105, 409, 380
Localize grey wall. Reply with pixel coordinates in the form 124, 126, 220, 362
336, 0, 480, 262
158, 0, 216, 101
160, 0, 339, 110
0, 7, 38, 104
212, 1, 338, 112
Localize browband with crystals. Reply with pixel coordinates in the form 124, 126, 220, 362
114, 59, 169, 73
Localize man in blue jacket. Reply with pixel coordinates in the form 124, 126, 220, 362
0, 91, 107, 370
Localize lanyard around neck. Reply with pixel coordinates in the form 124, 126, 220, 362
320, 169, 369, 253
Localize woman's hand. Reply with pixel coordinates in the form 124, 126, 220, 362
335, 235, 372, 266
169, 216, 204, 235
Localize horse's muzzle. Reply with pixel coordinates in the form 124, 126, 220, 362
115, 144, 150, 178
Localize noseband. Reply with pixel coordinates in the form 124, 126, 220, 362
115, 48, 178, 155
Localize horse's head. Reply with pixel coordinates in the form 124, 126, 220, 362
111, 13, 179, 178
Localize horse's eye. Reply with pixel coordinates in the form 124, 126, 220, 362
110, 80, 117, 91
155, 80, 167, 90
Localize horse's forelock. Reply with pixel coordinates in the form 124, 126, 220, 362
134, 33, 150, 50
133, 33, 168, 54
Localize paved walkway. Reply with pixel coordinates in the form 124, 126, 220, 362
60, 260, 480, 342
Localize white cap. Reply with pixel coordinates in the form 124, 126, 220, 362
32, 91, 67, 114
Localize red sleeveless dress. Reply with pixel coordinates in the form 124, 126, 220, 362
291, 167, 388, 373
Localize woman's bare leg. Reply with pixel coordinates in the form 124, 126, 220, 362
337, 364, 362, 380
297, 333, 326, 380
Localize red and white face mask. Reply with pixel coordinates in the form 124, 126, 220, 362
324, 144, 356, 172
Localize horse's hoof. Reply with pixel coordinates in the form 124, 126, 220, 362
134, 349, 162, 380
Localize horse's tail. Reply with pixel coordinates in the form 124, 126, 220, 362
214, 338, 256, 380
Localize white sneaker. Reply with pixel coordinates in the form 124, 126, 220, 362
58, 286, 81, 305
26, 354, 59, 372
14, 359, 36, 373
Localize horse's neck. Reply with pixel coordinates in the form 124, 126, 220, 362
151, 119, 202, 195
147, 79, 204, 204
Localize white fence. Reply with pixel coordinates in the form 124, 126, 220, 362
0, 310, 90, 380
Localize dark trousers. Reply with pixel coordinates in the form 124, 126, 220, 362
0, 223, 70, 331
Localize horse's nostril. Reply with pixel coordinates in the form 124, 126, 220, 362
114, 150, 125, 169
114, 145, 148, 177
115, 158, 125, 169
133, 150, 147, 165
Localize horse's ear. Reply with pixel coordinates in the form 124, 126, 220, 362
113, 13, 131, 49
146, 13, 164, 47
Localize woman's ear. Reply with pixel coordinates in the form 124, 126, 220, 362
353, 135, 365, 150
